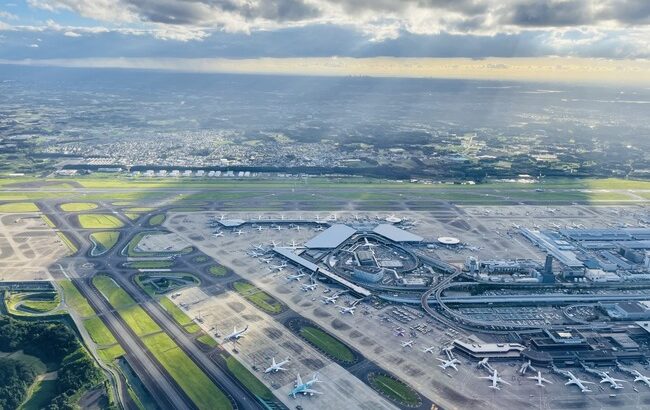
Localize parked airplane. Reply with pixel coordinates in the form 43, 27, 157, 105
213, 231, 224, 238
394, 327, 405, 337
256, 226, 265, 231
338, 305, 356, 315
519, 360, 536, 375
274, 225, 283, 231
265, 357, 290, 373
422, 346, 436, 354
223, 325, 248, 342
287, 272, 305, 281
289, 373, 323, 398
528, 371, 553, 387
314, 226, 325, 232
564, 371, 594, 393
600, 372, 625, 389
437, 357, 460, 371
632, 370, 650, 387
322, 295, 340, 304
234, 229, 244, 236
270, 263, 288, 272
477, 358, 492, 371
301, 283, 318, 291
480, 369, 511, 390
289, 239, 299, 249
261, 257, 273, 264
401, 340, 415, 349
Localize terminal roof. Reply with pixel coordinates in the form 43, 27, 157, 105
304, 224, 357, 249
372, 224, 423, 242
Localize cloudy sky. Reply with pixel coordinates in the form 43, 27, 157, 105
1, 1, 650, 82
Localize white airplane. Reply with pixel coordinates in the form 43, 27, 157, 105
632, 370, 650, 387
256, 226, 265, 232
265, 357, 290, 373
223, 325, 248, 342
293, 225, 301, 231
600, 372, 625, 389
314, 226, 325, 232
287, 272, 305, 281
528, 371, 553, 387
564, 371, 594, 393
270, 240, 279, 247
401, 340, 415, 349
213, 231, 224, 237
253, 244, 266, 251
270, 263, 287, 272
422, 346, 436, 354
338, 305, 356, 315
289, 373, 323, 398
480, 369, 511, 390
274, 225, 283, 231
289, 239, 299, 249
437, 357, 460, 371
301, 283, 318, 291
519, 360, 536, 375
261, 257, 273, 264
322, 295, 340, 304
234, 229, 244, 236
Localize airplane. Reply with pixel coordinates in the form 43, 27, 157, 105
301, 283, 318, 291
261, 257, 273, 264
213, 231, 224, 238
223, 325, 248, 342
564, 371, 594, 393
519, 360, 536, 375
437, 357, 460, 371
528, 371, 553, 387
338, 305, 356, 315
234, 229, 244, 236
256, 226, 265, 232
363, 237, 379, 248
293, 225, 301, 231
322, 295, 340, 305
632, 370, 650, 387
270, 263, 287, 272
600, 372, 625, 389
289, 239, 299, 249
289, 373, 323, 398
401, 340, 415, 349
314, 226, 325, 232
264, 357, 290, 373
422, 346, 436, 354
274, 225, 283, 231
394, 327, 406, 337
287, 272, 305, 281
480, 369, 511, 390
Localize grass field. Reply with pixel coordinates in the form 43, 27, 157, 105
299, 326, 355, 364
125, 207, 155, 212
78, 214, 124, 229
0, 202, 39, 213
159, 297, 196, 330
125, 232, 193, 257
196, 334, 218, 348
19, 379, 58, 410
83, 317, 119, 346
233, 281, 282, 314
93, 275, 162, 337
97, 345, 126, 363
89, 231, 120, 255
56, 231, 78, 254
135, 273, 199, 297
40, 215, 55, 228
60, 202, 98, 212
148, 214, 165, 226
224, 355, 273, 400
124, 213, 140, 221
192, 255, 208, 263
368, 373, 420, 407
19, 296, 60, 313
58, 280, 96, 317
5, 292, 61, 315
208, 265, 227, 277
142, 333, 232, 410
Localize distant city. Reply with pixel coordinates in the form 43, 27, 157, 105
1, 66, 649, 181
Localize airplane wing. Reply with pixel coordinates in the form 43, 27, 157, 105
501, 379, 512, 386
296, 374, 303, 386
303, 389, 323, 395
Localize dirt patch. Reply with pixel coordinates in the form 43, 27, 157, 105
281, 341, 304, 355
349, 330, 362, 339
313, 307, 331, 318
263, 327, 283, 340
275, 285, 292, 295
242, 314, 262, 322
331, 319, 351, 331
359, 337, 375, 347
227, 302, 246, 313
301, 357, 325, 371
431, 379, 485, 408
401, 364, 425, 378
